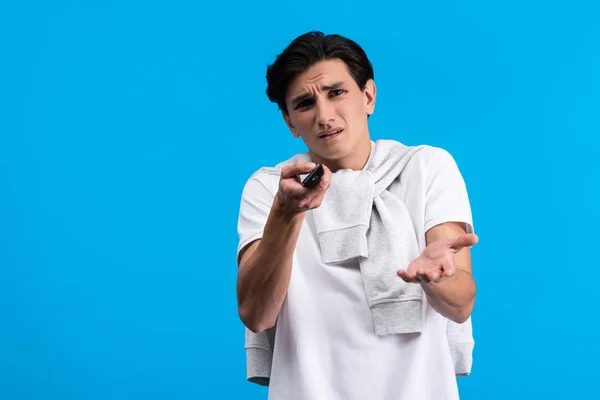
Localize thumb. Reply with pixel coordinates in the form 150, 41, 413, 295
281, 162, 317, 179
450, 233, 479, 252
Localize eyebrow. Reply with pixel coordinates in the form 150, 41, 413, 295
290, 81, 345, 106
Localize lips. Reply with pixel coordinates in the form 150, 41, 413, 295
318, 128, 343, 139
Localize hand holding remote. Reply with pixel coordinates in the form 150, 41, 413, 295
275, 162, 332, 215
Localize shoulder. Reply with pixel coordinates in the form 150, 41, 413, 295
240, 151, 310, 199
240, 167, 280, 200
411, 144, 456, 166
381, 139, 458, 174
405, 144, 465, 187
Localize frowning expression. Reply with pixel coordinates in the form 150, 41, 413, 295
283, 58, 376, 169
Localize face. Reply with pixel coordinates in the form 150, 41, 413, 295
282, 58, 376, 171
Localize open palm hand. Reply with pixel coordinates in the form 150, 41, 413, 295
397, 234, 479, 284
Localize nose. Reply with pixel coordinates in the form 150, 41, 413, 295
315, 97, 335, 126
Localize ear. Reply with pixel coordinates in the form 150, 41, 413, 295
282, 110, 300, 138
363, 79, 376, 116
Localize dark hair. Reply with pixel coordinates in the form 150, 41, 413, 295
265, 31, 374, 114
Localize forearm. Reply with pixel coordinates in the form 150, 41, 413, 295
237, 198, 305, 333
421, 268, 476, 324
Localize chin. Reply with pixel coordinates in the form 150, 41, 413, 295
314, 145, 350, 163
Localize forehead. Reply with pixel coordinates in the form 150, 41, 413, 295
286, 59, 355, 97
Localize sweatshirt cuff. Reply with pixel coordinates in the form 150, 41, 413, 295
246, 347, 272, 386
318, 225, 369, 264
371, 300, 423, 335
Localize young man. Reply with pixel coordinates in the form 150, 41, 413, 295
236, 31, 479, 400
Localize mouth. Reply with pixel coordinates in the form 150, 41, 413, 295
318, 128, 343, 141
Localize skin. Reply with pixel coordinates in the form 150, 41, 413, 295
237, 58, 478, 333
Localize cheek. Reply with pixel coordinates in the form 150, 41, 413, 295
347, 93, 366, 111
292, 113, 314, 133
343, 99, 366, 122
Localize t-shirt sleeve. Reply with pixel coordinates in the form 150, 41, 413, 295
236, 172, 277, 266
423, 148, 474, 234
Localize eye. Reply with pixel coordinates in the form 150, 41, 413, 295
295, 98, 314, 110
329, 89, 345, 97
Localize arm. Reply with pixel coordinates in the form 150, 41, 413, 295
397, 221, 478, 324
396, 148, 478, 323
420, 221, 476, 323
236, 162, 332, 333
236, 197, 306, 334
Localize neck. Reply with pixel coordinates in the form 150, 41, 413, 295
311, 135, 372, 173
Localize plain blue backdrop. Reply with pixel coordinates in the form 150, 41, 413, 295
1, 0, 599, 399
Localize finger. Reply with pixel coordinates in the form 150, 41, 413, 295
397, 269, 419, 283
281, 162, 317, 179
295, 175, 332, 209
427, 268, 444, 282
283, 166, 331, 199
298, 194, 323, 210
280, 180, 310, 199
318, 173, 330, 190
304, 164, 331, 193
450, 233, 479, 252
442, 257, 456, 278
281, 177, 325, 200
318, 167, 332, 189
321, 164, 333, 182
416, 269, 431, 283
298, 179, 332, 207
429, 270, 443, 283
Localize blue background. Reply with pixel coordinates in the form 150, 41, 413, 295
1, 0, 599, 399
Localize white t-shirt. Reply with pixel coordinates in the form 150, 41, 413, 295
237, 145, 474, 400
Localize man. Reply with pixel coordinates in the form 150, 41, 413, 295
235, 31, 479, 400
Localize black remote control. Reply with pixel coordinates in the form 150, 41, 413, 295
302, 164, 324, 188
